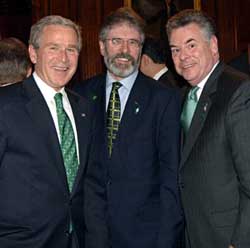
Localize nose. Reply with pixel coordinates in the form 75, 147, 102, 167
59, 49, 69, 62
179, 48, 189, 61
120, 40, 129, 53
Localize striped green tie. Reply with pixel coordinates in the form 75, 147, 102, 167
54, 93, 78, 192
181, 86, 199, 134
107, 82, 122, 157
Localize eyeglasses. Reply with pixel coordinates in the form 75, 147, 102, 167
105, 38, 142, 49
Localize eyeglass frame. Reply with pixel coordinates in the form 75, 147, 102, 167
104, 37, 143, 49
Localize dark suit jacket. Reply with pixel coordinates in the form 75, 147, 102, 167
180, 62, 250, 248
0, 76, 93, 248
74, 72, 183, 248
158, 70, 179, 88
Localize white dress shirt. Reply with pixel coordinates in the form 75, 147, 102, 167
33, 72, 79, 162
105, 70, 138, 118
153, 66, 168, 80
196, 61, 219, 100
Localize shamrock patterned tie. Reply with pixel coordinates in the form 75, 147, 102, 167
107, 82, 122, 157
181, 86, 199, 135
54, 93, 78, 192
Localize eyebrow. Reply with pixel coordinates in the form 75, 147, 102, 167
185, 38, 196, 44
170, 38, 196, 48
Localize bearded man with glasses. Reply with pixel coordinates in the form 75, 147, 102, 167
74, 7, 183, 248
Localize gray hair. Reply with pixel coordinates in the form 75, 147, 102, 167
99, 7, 145, 43
166, 9, 217, 42
0, 37, 32, 85
29, 15, 82, 52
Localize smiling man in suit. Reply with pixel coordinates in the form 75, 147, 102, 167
0, 15, 92, 248
167, 9, 250, 248
74, 7, 183, 248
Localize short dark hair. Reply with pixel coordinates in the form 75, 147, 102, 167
99, 7, 145, 43
166, 9, 217, 41
0, 37, 32, 85
142, 36, 168, 64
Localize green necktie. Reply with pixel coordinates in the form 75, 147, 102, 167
54, 93, 78, 192
107, 81, 122, 157
181, 86, 199, 134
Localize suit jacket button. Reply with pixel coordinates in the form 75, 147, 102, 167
65, 230, 70, 237
179, 182, 184, 189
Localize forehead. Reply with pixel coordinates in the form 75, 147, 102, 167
170, 23, 205, 44
41, 25, 78, 43
107, 23, 141, 39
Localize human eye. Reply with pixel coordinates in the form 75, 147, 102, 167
188, 42, 196, 50
111, 38, 122, 46
128, 39, 140, 48
48, 45, 59, 51
66, 47, 78, 54
171, 47, 180, 56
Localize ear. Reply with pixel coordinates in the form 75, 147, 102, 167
28, 45, 37, 64
140, 54, 147, 66
99, 40, 105, 56
142, 54, 152, 65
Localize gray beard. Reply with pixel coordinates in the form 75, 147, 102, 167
103, 51, 141, 78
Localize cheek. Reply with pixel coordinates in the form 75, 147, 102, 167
71, 55, 79, 66
172, 57, 180, 68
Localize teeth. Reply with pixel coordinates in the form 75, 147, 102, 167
117, 58, 129, 62
54, 66, 68, 71
183, 64, 193, 69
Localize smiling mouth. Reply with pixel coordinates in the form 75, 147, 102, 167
53, 66, 69, 71
116, 57, 130, 62
182, 64, 194, 70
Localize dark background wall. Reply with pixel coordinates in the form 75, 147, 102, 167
1, 0, 250, 81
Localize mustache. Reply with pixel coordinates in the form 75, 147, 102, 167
111, 53, 134, 62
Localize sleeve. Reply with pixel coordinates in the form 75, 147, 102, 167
226, 80, 250, 248
84, 125, 110, 248
157, 90, 184, 248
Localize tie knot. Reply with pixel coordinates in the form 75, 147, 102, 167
54, 93, 63, 109
188, 86, 199, 101
112, 81, 122, 90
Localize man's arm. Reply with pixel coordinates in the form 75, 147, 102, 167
226, 81, 250, 248
84, 146, 110, 248
157, 89, 184, 248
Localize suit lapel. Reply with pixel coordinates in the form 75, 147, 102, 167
181, 63, 224, 167
23, 77, 68, 192
117, 73, 149, 150
67, 90, 92, 195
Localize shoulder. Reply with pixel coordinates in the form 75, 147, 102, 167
0, 81, 24, 106
217, 64, 250, 96
72, 74, 105, 98
137, 72, 181, 99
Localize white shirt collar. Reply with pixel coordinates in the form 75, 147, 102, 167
33, 72, 66, 103
153, 66, 168, 80
196, 61, 219, 98
106, 69, 138, 91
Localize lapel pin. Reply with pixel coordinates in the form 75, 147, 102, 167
92, 95, 97, 101
81, 113, 86, 117
134, 101, 140, 114
203, 103, 208, 112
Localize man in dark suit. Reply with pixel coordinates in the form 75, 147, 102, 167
74, 7, 183, 248
167, 9, 250, 248
140, 36, 179, 88
0, 15, 92, 248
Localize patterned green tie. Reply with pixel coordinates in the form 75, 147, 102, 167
181, 86, 199, 134
107, 82, 122, 157
54, 93, 78, 192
